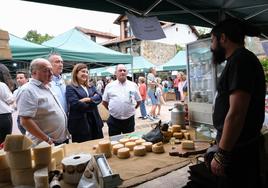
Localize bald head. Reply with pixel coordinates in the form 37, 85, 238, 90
30, 58, 53, 85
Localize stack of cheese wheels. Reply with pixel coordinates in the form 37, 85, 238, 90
133, 145, 146, 156
173, 132, 183, 139
152, 142, 165, 153
4, 135, 35, 186
181, 140, 195, 149
98, 140, 112, 158
0, 150, 10, 183
172, 125, 181, 133
142, 142, 153, 152
125, 141, 136, 151
62, 154, 91, 185
117, 147, 130, 159
112, 144, 124, 155
135, 138, 146, 145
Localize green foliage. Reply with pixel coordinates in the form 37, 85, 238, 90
260, 58, 268, 82
23, 30, 53, 44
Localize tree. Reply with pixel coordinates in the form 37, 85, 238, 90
23, 30, 53, 44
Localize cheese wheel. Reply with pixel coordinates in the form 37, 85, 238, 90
119, 138, 130, 145
181, 140, 195, 149
128, 136, 139, 142
0, 150, 8, 169
181, 129, 187, 133
6, 149, 32, 169
141, 142, 153, 152
111, 141, 119, 146
183, 132, 191, 140
0, 168, 10, 183
152, 142, 165, 153
172, 125, 181, 133
135, 138, 145, 145
125, 141, 136, 151
117, 148, 130, 159
112, 144, 124, 155
33, 141, 52, 166
173, 132, 183, 139
10, 168, 34, 186
52, 147, 64, 165
4, 134, 33, 152
133, 145, 146, 156
98, 140, 112, 158
34, 167, 49, 188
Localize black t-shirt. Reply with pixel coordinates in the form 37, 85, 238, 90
213, 47, 265, 144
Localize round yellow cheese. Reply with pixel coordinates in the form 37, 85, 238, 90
172, 125, 181, 133
133, 145, 146, 156
112, 144, 124, 155
173, 132, 183, 139
117, 148, 130, 159
141, 142, 153, 152
128, 136, 139, 142
111, 141, 119, 146
152, 142, 165, 153
119, 138, 130, 145
125, 142, 136, 151
135, 139, 145, 145
98, 140, 112, 158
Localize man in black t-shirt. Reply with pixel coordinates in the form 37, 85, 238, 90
209, 19, 265, 188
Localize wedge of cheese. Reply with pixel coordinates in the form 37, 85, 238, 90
0, 150, 8, 169
6, 149, 32, 169
33, 141, 52, 166
4, 135, 33, 152
181, 140, 195, 149
34, 167, 49, 188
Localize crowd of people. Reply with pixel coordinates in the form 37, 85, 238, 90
0, 18, 266, 188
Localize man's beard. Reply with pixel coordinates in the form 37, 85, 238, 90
211, 42, 226, 65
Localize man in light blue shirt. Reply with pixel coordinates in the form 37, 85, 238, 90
48, 53, 67, 114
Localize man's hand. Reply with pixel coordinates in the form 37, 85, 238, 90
211, 158, 225, 176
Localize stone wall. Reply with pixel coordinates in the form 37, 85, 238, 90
140, 41, 176, 65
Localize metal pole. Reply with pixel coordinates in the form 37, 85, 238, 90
129, 25, 134, 81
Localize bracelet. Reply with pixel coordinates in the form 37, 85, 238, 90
46, 136, 52, 143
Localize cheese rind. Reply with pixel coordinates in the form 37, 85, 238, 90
4, 134, 33, 152
133, 145, 146, 156
0, 150, 8, 169
6, 149, 32, 169
34, 167, 49, 188
117, 148, 130, 159
125, 141, 136, 151
141, 142, 153, 152
33, 141, 52, 166
152, 142, 165, 153
10, 168, 34, 186
52, 147, 64, 166
98, 140, 112, 158
112, 144, 124, 155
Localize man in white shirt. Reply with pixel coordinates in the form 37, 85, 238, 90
102, 64, 142, 136
17, 58, 69, 145
48, 53, 67, 113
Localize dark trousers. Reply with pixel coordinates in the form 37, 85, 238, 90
0, 113, 12, 143
217, 139, 261, 188
174, 87, 180, 100
17, 116, 26, 135
107, 115, 135, 136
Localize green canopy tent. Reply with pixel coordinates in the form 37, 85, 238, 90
157, 51, 186, 71
90, 56, 155, 76
9, 34, 52, 60
42, 28, 132, 71
24, 1, 268, 38
0, 34, 53, 76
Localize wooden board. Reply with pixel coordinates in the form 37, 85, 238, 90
169, 142, 211, 157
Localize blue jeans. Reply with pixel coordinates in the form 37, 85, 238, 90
140, 100, 147, 117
